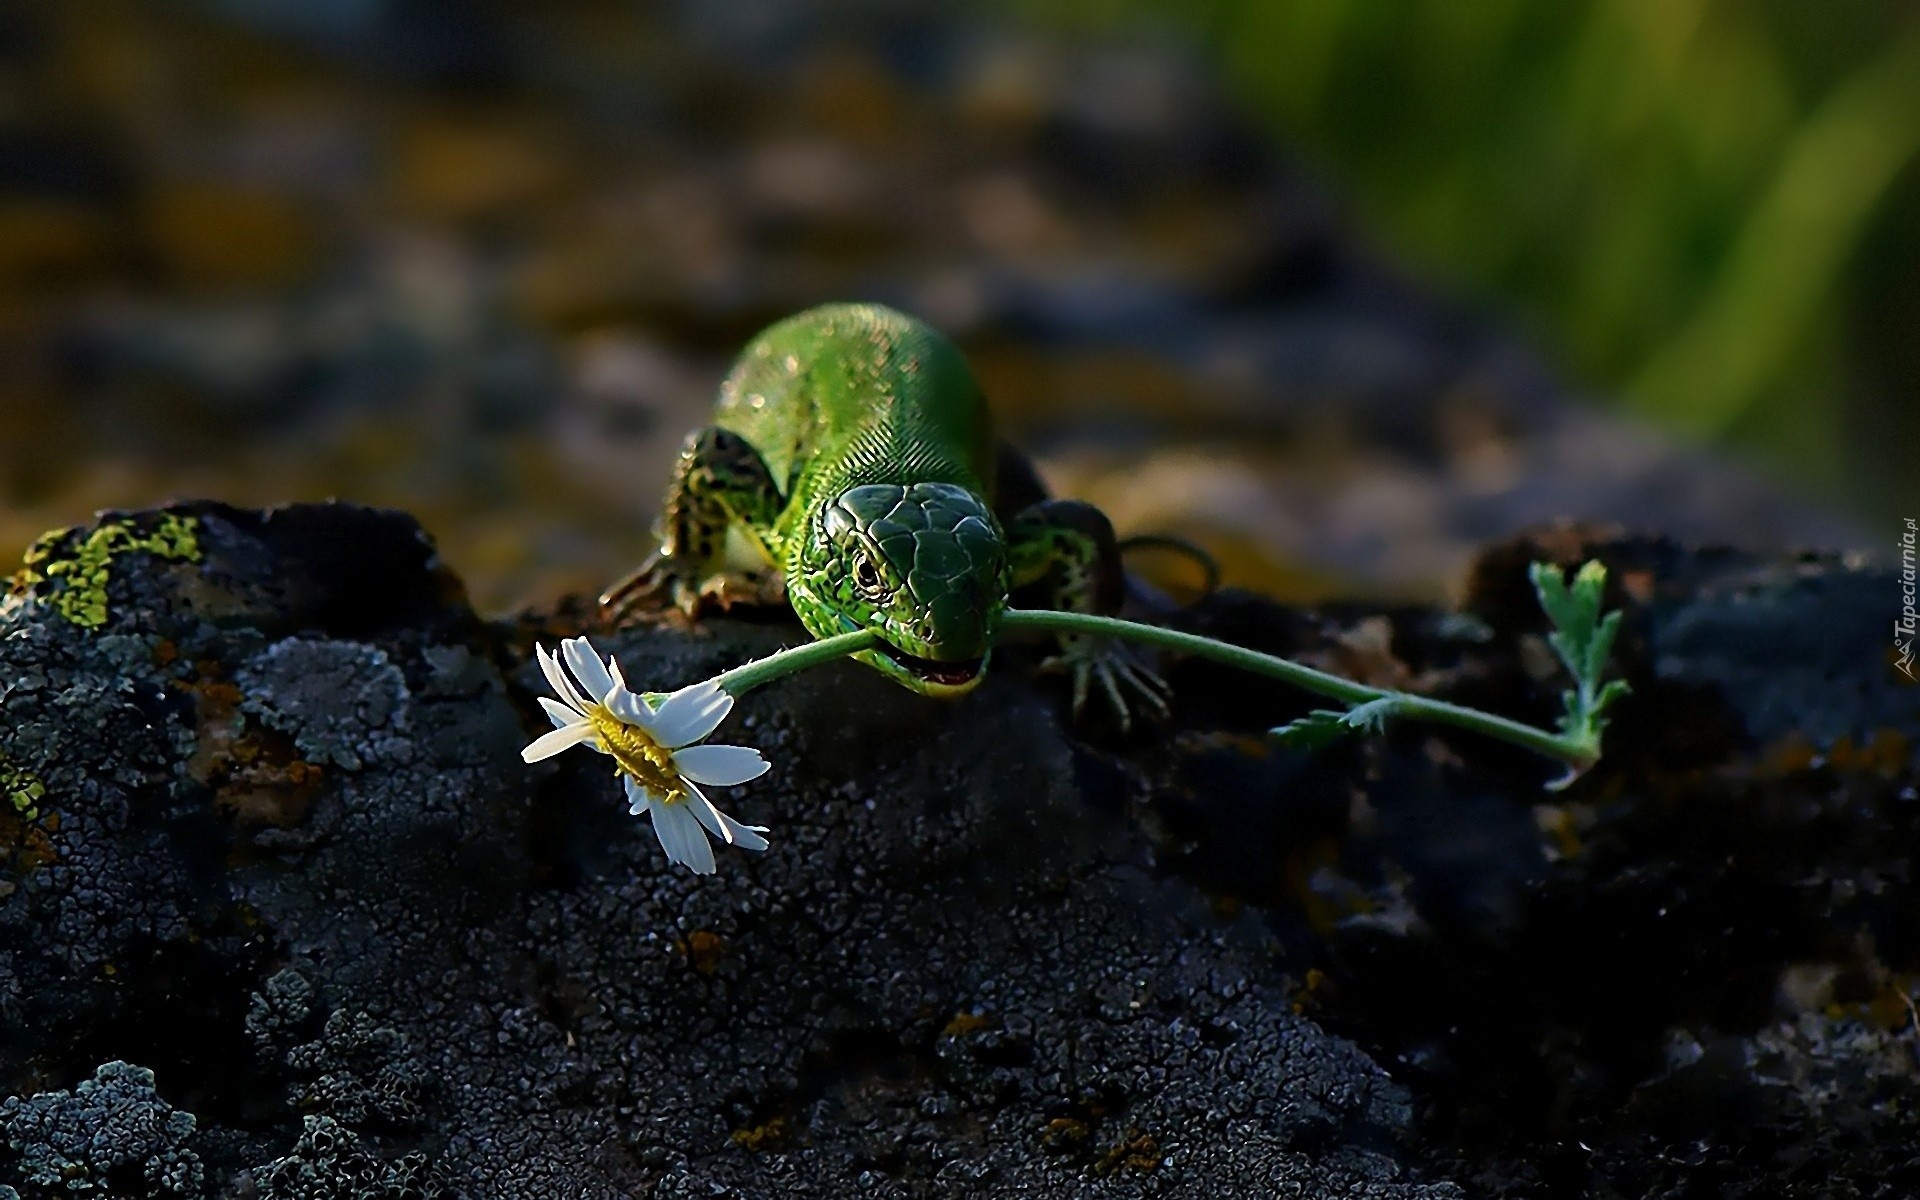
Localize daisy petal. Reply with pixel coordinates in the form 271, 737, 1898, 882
650, 799, 716, 874
622, 777, 652, 817
562, 637, 617, 703
686, 785, 770, 852
520, 722, 593, 763
650, 680, 734, 747
717, 812, 770, 853
539, 697, 584, 730
672, 743, 770, 787
605, 684, 655, 730
536, 644, 590, 712
685, 787, 732, 843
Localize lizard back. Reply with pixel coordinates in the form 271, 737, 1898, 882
712, 304, 996, 520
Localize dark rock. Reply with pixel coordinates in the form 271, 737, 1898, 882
0, 502, 1461, 1197
3, 504, 1916, 1197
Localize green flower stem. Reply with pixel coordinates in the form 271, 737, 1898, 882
711, 628, 879, 697
997, 607, 1600, 770
686, 609, 1599, 772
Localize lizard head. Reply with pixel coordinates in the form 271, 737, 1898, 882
791, 482, 1010, 697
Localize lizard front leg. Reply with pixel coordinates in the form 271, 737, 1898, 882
601, 427, 786, 623
1007, 499, 1171, 730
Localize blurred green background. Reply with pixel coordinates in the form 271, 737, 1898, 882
1020, 0, 1920, 517
0, 0, 1902, 613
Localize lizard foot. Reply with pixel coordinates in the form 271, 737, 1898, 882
600, 553, 785, 626
1039, 634, 1171, 733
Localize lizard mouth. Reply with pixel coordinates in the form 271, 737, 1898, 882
876, 642, 984, 688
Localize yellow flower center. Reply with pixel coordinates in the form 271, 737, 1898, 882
586, 704, 685, 803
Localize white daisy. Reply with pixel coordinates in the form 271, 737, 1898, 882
521, 636, 772, 874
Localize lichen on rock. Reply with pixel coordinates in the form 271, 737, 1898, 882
236, 638, 414, 771
252, 1116, 444, 1200
8, 513, 201, 629
0, 758, 43, 824
0, 1061, 202, 1197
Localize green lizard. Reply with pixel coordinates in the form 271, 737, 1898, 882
600, 301, 1178, 725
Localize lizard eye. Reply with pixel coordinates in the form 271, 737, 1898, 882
853, 555, 881, 592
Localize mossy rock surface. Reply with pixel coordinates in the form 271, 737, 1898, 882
0, 502, 1915, 1198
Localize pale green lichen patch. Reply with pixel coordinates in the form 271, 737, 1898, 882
11, 513, 202, 628
1, 755, 46, 822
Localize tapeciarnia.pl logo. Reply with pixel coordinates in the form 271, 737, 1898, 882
1899, 517, 1916, 681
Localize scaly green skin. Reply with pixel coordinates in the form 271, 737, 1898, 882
604, 303, 1165, 719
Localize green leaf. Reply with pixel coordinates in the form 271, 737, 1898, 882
1591, 678, 1631, 722
1342, 696, 1402, 734
1584, 609, 1621, 683
1270, 708, 1360, 750
1529, 561, 1575, 630
1573, 559, 1608, 604
1269, 697, 1403, 750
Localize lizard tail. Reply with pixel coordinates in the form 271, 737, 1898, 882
1116, 534, 1221, 611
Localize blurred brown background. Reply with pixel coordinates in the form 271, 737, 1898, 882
0, 0, 1901, 613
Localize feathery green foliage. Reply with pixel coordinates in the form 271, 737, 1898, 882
1529, 559, 1631, 752
1269, 696, 1405, 751
1268, 559, 1626, 780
